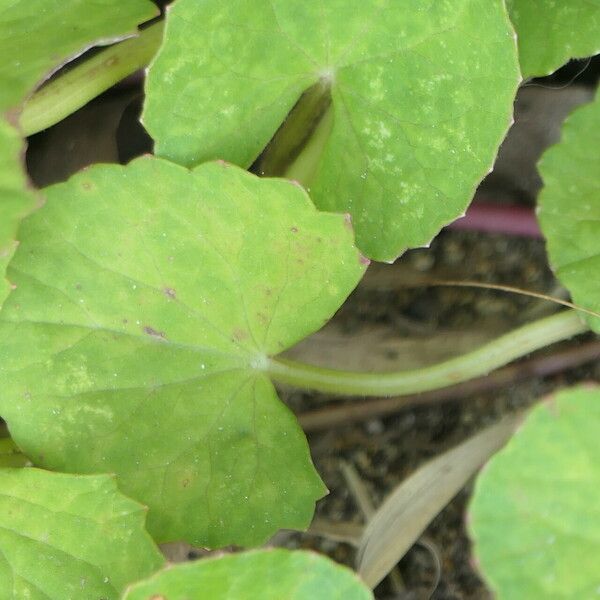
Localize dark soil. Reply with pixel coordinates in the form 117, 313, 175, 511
279, 229, 599, 600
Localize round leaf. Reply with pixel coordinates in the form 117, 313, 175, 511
538, 90, 600, 332
469, 387, 600, 598
0, 157, 367, 547
144, 0, 520, 261
507, 1, 600, 78
0, 468, 163, 599
123, 549, 373, 600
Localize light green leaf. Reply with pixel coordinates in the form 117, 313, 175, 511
469, 387, 600, 598
144, 0, 520, 261
0, 121, 37, 304
0, 0, 159, 303
123, 549, 373, 600
0, 157, 366, 547
0, 468, 164, 599
537, 90, 600, 332
0, 0, 158, 111
507, 0, 600, 78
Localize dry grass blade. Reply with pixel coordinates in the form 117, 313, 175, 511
356, 413, 521, 588
429, 280, 600, 320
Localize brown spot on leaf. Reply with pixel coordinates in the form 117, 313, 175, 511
149, 596, 167, 600
164, 287, 176, 299
290, 226, 298, 233
343, 213, 353, 229
232, 328, 248, 342
182, 478, 190, 488
144, 326, 166, 340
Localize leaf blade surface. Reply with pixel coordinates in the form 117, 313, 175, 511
124, 549, 373, 600
0, 468, 163, 600
144, 0, 520, 260
0, 158, 366, 547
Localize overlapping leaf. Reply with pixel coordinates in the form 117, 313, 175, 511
0, 157, 367, 547
538, 91, 600, 332
0, 468, 163, 599
469, 387, 600, 598
507, 0, 600, 77
124, 549, 372, 600
0, 0, 158, 111
0, 0, 158, 304
144, 0, 520, 261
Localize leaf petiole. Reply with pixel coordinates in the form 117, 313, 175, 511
19, 21, 164, 136
267, 310, 588, 397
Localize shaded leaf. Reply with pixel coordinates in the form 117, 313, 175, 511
356, 414, 519, 588
0, 437, 28, 469
469, 387, 600, 598
0, 468, 163, 599
538, 90, 600, 332
507, 0, 600, 77
124, 549, 372, 600
144, 0, 519, 261
0, 157, 366, 547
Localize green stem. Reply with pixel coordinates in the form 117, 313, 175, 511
19, 22, 164, 136
267, 310, 588, 396
285, 103, 334, 187
257, 79, 332, 182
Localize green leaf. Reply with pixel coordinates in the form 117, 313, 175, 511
0, 438, 28, 469
0, 121, 37, 304
0, 0, 159, 303
144, 0, 520, 261
123, 549, 373, 600
537, 90, 600, 332
507, 0, 600, 78
0, 468, 164, 599
0, 0, 158, 111
469, 387, 600, 598
0, 157, 366, 547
